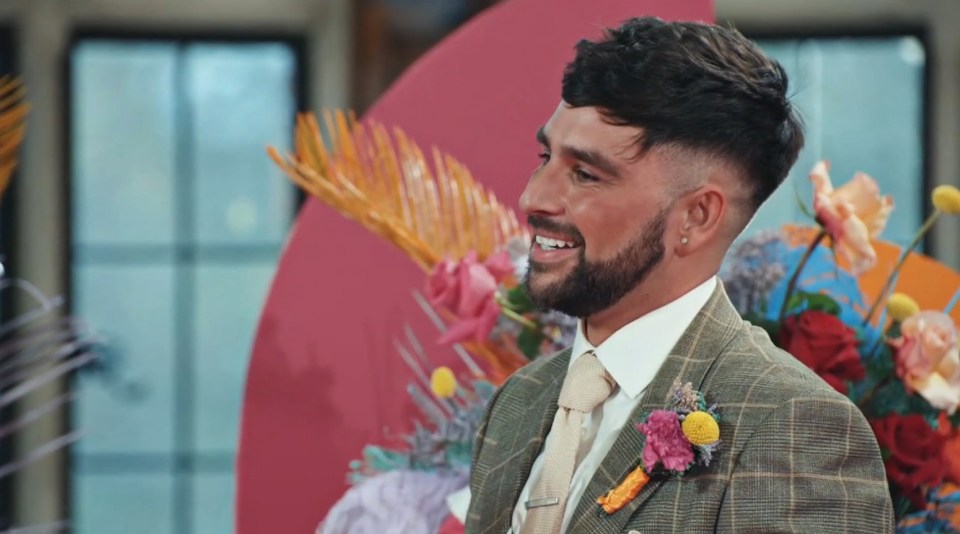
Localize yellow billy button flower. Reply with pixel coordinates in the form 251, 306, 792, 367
933, 185, 960, 215
430, 366, 457, 399
681, 411, 720, 446
887, 293, 920, 322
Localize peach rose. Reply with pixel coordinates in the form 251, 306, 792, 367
893, 311, 960, 414
810, 161, 894, 275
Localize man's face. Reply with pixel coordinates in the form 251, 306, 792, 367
519, 103, 677, 318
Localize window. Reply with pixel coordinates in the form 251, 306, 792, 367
68, 35, 303, 534
745, 35, 927, 249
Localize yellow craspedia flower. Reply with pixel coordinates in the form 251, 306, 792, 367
887, 293, 920, 322
681, 411, 720, 446
933, 185, 960, 215
430, 366, 457, 399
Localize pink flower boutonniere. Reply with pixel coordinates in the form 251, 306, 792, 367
597, 380, 721, 514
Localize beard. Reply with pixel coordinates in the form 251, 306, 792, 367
523, 207, 668, 318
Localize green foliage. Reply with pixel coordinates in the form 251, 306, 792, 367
359, 445, 411, 472
862, 377, 944, 422
444, 440, 473, 467
865, 344, 896, 380
886, 321, 903, 340
517, 326, 545, 360
504, 284, 549, 359
784, 290, 842, 316
504, 284, 535, 314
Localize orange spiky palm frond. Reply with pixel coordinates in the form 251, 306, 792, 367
0, 76, 28, 202
267, 110, 526, 272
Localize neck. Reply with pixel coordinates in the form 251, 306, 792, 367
583, 269, 713, 346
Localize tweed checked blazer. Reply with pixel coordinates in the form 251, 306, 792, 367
466, 284, 894, 533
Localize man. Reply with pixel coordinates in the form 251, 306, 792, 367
465, 17, 894, 533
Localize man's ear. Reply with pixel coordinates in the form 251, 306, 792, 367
674, 184, 726, 257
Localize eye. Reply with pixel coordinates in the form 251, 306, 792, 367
537, 151, 551, 165
573, 167, 599, 183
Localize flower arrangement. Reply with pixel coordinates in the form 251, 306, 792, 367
268, 111, 572, 384
270, 112, 960, 533
597, 381, 721, 514
270, 112, 574, 533
722, 161, 960, 530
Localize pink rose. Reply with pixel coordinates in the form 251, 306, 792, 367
810, 161, 893, 275
425, 251, 512, 344
893, 311, 960, 413
481, 250, 515, 281
636, 410, 694, 473
427, 259, 460, 309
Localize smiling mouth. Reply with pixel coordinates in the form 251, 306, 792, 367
533, 235, 579, 251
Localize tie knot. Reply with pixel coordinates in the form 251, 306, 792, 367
557, 351, 615, 413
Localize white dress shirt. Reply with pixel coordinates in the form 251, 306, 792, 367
510, 276, 716, 533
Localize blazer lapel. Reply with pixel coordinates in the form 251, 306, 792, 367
566, 283, 742, 533
486, 348, 571, 530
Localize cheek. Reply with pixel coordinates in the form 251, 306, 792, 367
570, 201, 644, 258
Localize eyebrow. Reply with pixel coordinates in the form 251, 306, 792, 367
536, 126, 622, 178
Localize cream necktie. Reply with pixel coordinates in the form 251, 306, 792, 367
521, 351, 616, 534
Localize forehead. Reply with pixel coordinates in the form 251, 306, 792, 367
541, 102, 640, 158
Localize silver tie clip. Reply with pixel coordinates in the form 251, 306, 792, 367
525, 497, 560, 509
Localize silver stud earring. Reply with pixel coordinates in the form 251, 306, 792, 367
680, 236, 689, 245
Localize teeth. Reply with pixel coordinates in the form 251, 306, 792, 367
534, 235, 577, 250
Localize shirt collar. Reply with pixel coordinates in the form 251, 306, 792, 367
569, 277, 717, 399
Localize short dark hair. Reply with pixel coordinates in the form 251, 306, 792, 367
562, 17, 804, 211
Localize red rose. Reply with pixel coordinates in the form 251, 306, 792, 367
778, 310, 865, 394
437, 514, 464, 534
871, 414, 947, 507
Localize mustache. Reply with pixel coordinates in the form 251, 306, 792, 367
527, 215, 584, 244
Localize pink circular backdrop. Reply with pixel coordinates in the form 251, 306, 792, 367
236, 1, 714, 531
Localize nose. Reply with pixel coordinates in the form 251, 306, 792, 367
519, 166, 564, 217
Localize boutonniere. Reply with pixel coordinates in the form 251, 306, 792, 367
596, 380, 721, 514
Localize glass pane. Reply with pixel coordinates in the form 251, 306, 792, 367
72, 42, 177, 246
747, 37, 924, 246
192, 473, 235, 533
192, 262, 278, 451
73, 473, 174, 534
70, 36, 300, 533
73, 263, 176, 454
187, 43, 296, 245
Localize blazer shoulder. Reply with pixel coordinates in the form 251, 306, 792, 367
710, 320, 853, 406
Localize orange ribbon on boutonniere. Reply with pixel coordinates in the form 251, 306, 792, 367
597, 380, 722, 514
